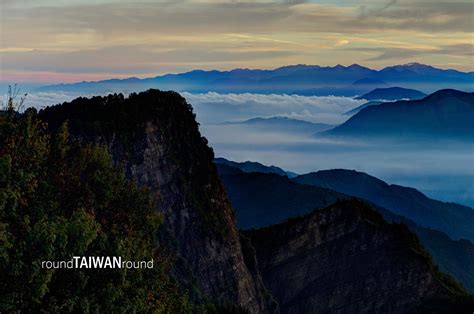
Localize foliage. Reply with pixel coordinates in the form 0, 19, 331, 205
0, 102, 191, 312
39, 90, 229, 238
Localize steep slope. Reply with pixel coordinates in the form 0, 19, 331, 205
415, 229, 474, 292
293, 169, 474, 242
216, 163, 474, 292
375, 205, 474, 293
356, 86, 426, 101
244, 200, 472, 314
325, 89, 474, 139
216, 165, 345, 228
38, 90, 275, 313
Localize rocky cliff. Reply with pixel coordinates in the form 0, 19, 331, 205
38, 90, 472, 313
244, 199, 470, 314
39, 90, 275, 312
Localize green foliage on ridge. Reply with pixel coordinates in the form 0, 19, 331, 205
0, 104, 191, 312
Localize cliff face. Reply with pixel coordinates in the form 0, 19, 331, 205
39, 90, 274, 313
216, 162, 474, 294
244, 199, 467, 314
37, 90, 471, 313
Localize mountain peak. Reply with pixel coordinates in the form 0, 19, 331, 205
426, 88, 471, 99
356, 86, 426, 101
403, 62, 431, 68
348, 63, 369, 70
380, 62, 449, 74
325, 89, 474, 140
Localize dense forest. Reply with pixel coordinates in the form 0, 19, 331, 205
0, 92, 248, 313
0, 94, 191, 311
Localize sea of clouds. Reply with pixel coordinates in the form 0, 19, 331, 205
182, 92, 364, 125
3, 90, 472, 207
2, 91, 364, 126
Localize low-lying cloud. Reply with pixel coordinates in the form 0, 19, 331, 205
183, 92, 364, 125
3, 89, 472, 207
2, 91, 363, 127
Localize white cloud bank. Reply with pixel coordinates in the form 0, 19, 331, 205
3, 91, 364, 125
1, 89, 471, 207
182, 92, 364, 125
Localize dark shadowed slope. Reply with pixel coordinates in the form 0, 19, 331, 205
293, 168, 474, 242
216, 163, 474, 293
244, 200, 473, 314
215, 157, 298, 178
216, 164, 343, 228
356, 86, 426, 101
325, 89, 474, 139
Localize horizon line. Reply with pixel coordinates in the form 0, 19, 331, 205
3, 61, 473, 87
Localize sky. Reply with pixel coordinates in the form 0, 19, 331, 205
1, 0, 473, 84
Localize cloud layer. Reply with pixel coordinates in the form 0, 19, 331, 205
184, 92, 364, 124
2, 90, 362, 126
2, 88, 472, 207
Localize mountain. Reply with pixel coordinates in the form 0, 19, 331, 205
324, 89, 474, 139
216, 163, 474, 292
343, 101, 382, 115
216, 165, 345, 228
356, 86, 426, 101
243, 200, 473, 314
38, 90, 276, 312
221, 117, 334, 134
381, 62, 465, 76
13, 89, 472, 311
293, 169, 474, 242
215, 157, 298, 178
38, 63, 474, 96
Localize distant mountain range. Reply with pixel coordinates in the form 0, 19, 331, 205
220, 117, 334, 134
216, 160, 474, 292
356, 86, 426, 101
38, 63, 474, 96
325, 89, 474, 140
294, 169, 474, 242
217, 160, 474, 242
217, 164, 342, 227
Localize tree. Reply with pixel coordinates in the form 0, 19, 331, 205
0, 96, 190, 312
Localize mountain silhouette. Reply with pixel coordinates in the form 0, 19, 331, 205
216, 161, 474, 293
294, 168, 474, 242
325, 89, 474, 140
356, 86, 426, 101
215, 158, 298, 178
38, 63, 474, 95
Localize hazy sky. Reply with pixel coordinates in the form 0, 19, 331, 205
1, 0, 473, 83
